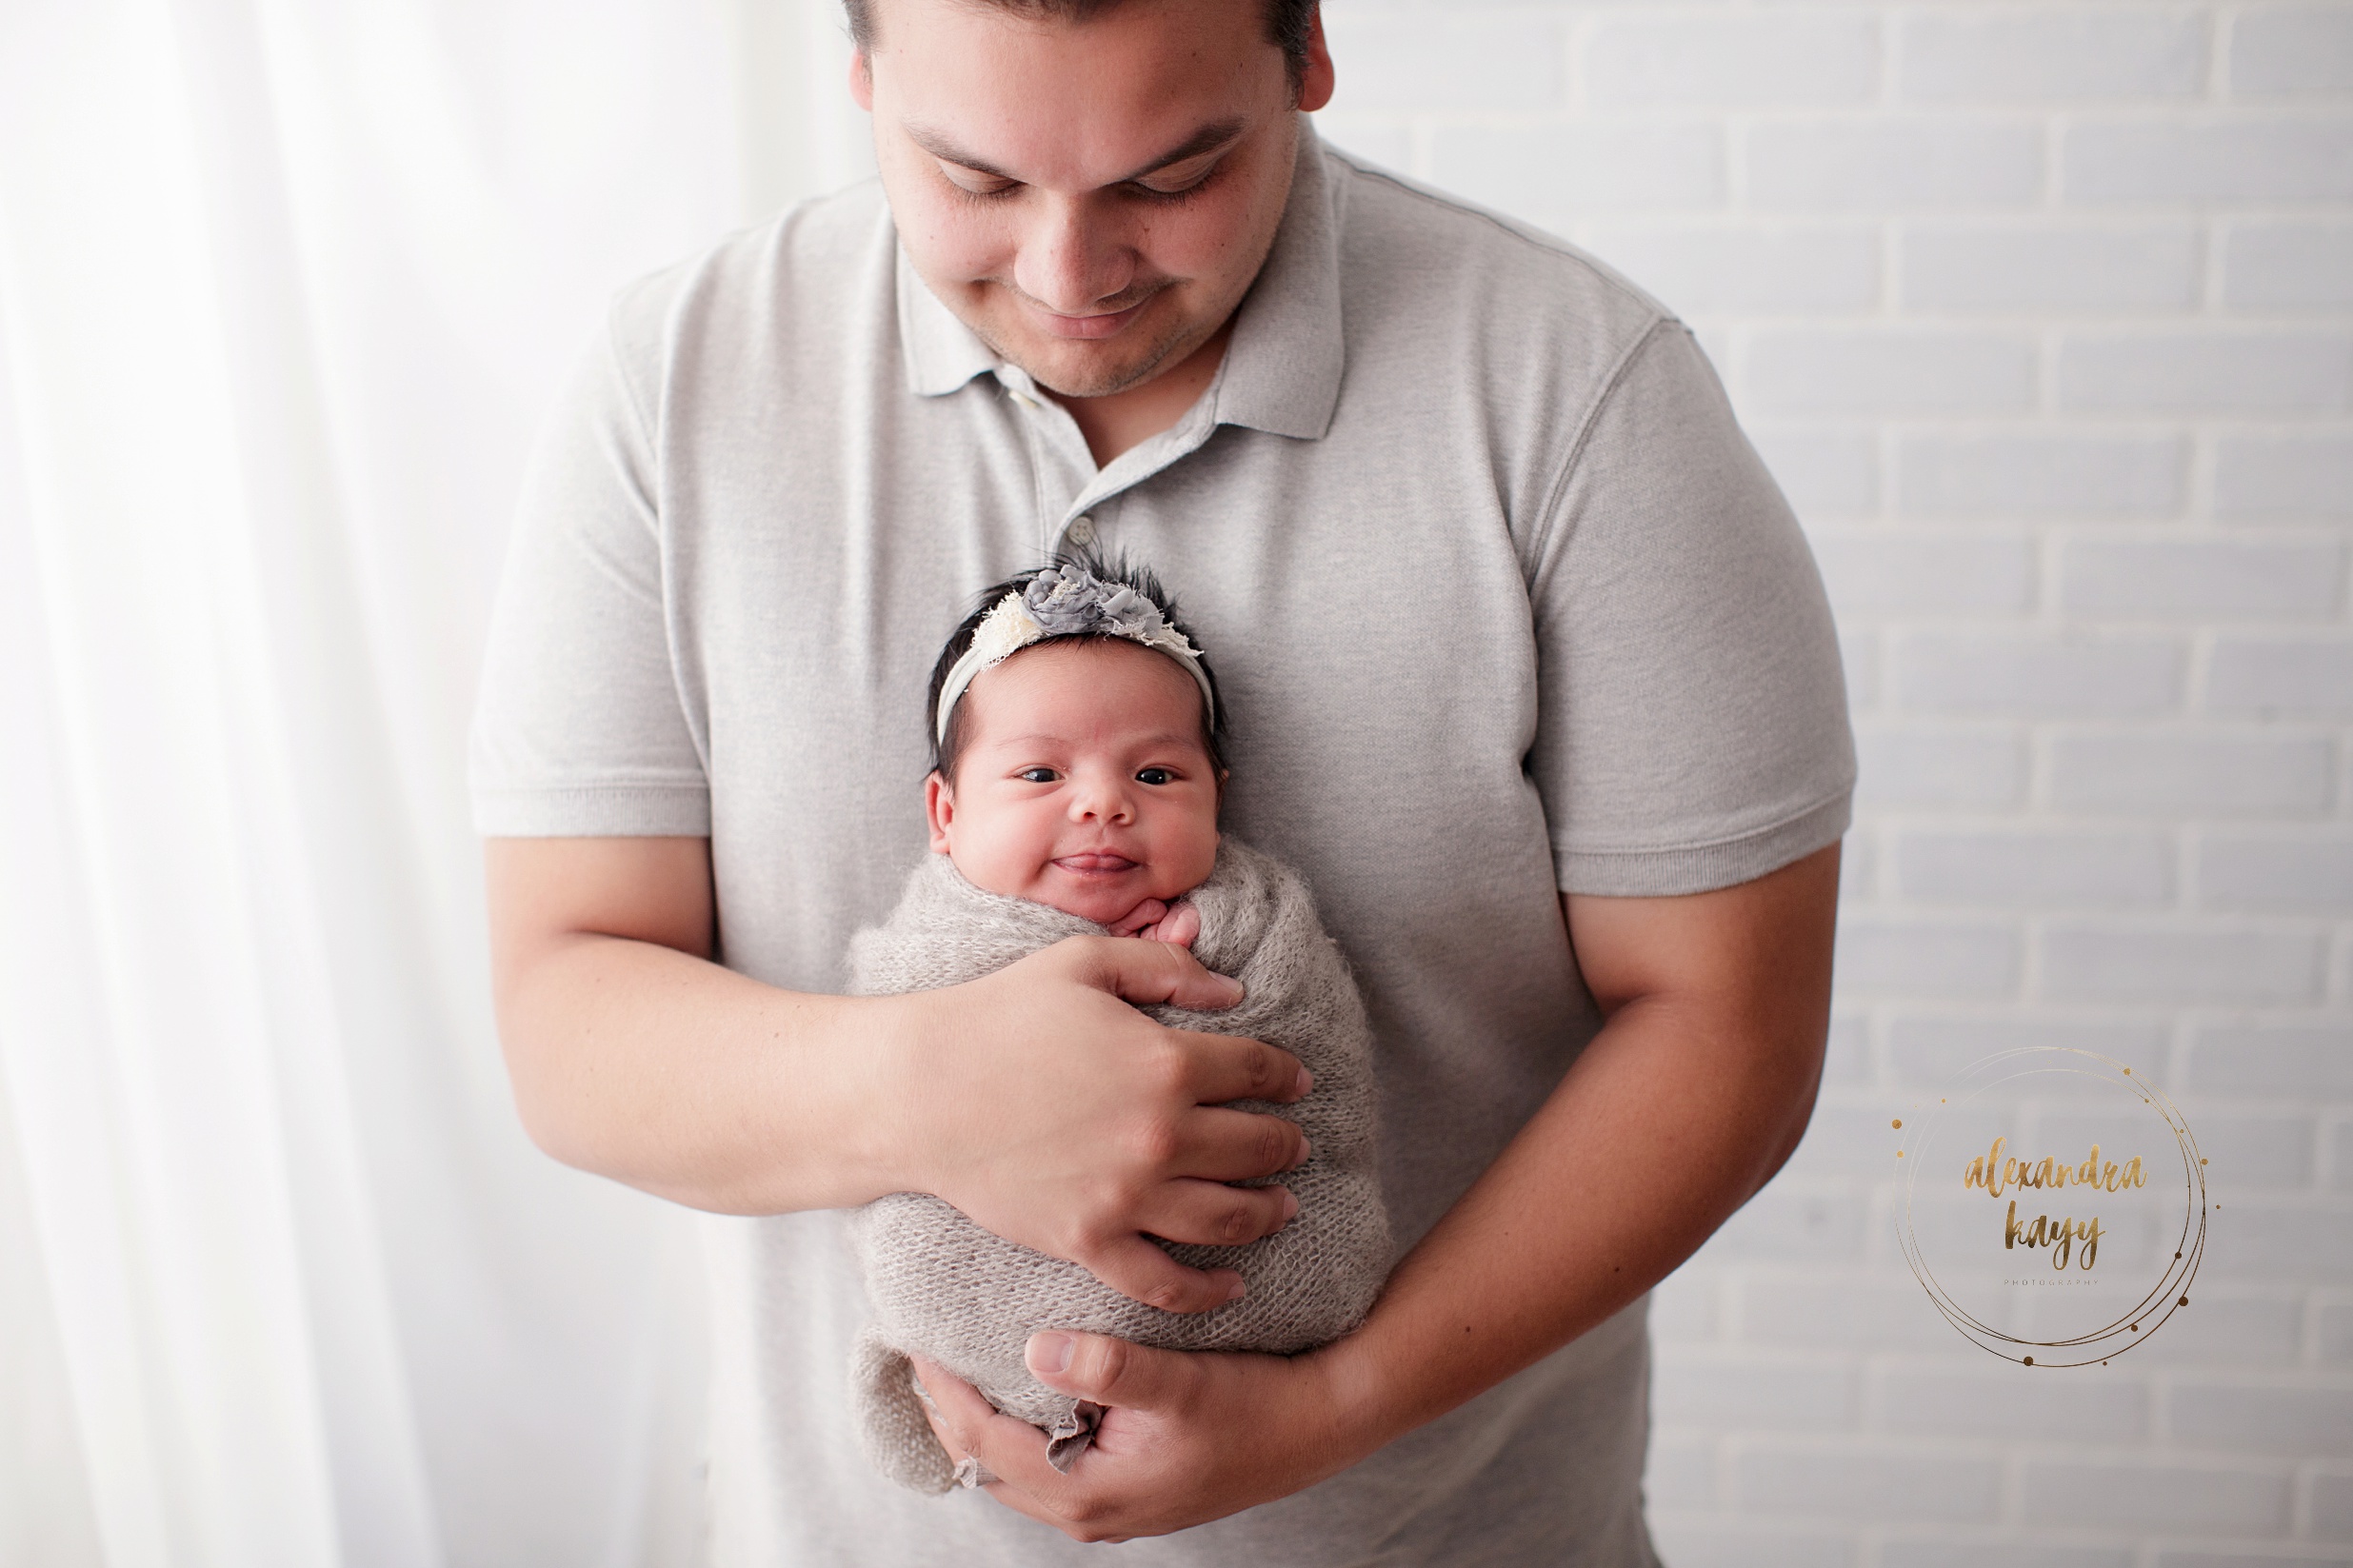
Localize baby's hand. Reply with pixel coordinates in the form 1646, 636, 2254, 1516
1104, 899, 1200, 948
1142, 902, 1200, 949
1105, 899, 1170, 939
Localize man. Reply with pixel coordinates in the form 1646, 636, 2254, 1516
472, 0, 1853, 1560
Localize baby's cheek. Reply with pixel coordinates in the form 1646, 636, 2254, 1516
1168, 814, 1221, 889
946, 822, 1052, 903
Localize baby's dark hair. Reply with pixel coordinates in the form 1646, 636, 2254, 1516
926, 553, 1228, 783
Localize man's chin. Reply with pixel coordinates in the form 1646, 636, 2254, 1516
977, 314, 1202, 402
1026, 357, 1162, 400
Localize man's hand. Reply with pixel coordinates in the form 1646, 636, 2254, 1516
910, 1336, 1355, 1543
486, 838, 1310, 1313
887, 935, 1311, 1314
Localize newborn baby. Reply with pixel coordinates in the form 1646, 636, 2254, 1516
844, 559, 1390, 1494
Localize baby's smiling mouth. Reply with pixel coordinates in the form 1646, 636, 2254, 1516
1052, 852, 1142, 875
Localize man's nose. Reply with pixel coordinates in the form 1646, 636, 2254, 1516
1012, 196, 1136, 316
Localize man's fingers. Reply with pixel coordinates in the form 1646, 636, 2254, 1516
1170, 1102, 1312, 1183
1082, 1233, 1246, 1313
977, 1474, 1103, 1538
1080, 934, 1246, 1013
908, 1356, 1068, 1499
1135, 1177, 1297, 1248
1167, 1027, 1310, 1105
907, 1354, 984, 1464
1027, 1330, 1199, 1415
908, 1355, 1116, 1538
1057, 938, 1309, 1103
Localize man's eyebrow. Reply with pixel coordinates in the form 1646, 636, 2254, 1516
903, 118, 1248, 187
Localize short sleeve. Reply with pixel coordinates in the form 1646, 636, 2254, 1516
1527, 322, 1854, 896
469, 316, 711, 837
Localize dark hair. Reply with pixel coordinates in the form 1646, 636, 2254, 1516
926, 553, 1228, 783
844, 0, 1317, 92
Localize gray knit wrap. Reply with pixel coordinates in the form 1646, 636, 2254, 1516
842, 838, 1391, 1494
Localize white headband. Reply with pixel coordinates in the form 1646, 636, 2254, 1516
934, 567, 1215, 750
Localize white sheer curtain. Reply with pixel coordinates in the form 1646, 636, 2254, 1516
0, 3, 868, 1562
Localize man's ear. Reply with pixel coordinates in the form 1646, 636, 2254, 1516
1294, 7, 1335, 113
924, 770, 954, 853
847, 49, 874, 111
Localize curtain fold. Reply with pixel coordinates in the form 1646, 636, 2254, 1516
0, 2, 829, 1562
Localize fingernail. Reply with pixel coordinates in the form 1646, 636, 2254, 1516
1293, 1066, 1313, 1098
1280, 1188, 1300, 1222
1226, 1275, 1247, 1302
1295, 1138, 1314, 1168
1029, 1332, 1074, 1376
1217, 977, 1245, 1003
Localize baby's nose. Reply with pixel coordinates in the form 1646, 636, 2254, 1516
1070, 779, 1133, 821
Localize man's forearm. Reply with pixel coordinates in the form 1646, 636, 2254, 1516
1321, 989, 1820, 1449
1319, 846, 1838, 1456
499, 928, 900, 1214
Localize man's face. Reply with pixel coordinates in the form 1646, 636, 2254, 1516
852, 0, 1332, 400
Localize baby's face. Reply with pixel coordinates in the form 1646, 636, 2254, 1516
927, 640, 1221, 925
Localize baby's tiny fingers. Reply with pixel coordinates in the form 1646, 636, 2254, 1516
1105, 899, 1167, 939
1155, 903, 1201, 948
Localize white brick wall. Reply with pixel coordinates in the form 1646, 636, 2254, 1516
1316, 2, 2353, 1560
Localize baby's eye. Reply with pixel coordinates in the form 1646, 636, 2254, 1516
1017, 767, 1059, 784
1134, 766, 1175, 785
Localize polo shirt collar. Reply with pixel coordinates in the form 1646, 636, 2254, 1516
894, 118, 1344, 441
1206, 121, 1344, 442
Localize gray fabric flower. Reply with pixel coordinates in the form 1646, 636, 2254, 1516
1024, 566, 1137, 636
1022, 567, 1195, 652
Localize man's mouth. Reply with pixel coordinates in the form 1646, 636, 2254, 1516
1052, 852, 1142, 875
1004, 280, 1171, 341
1032, 299, 1148, 340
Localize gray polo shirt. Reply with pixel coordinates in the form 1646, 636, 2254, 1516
473, 124, 1852, 1567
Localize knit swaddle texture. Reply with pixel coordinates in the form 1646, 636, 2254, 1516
843, 838, 1390, 1493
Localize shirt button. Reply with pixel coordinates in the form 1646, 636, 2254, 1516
1067, 515, 1097, 546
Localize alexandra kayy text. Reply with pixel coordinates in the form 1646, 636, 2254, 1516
1963, 1139, 2146, 1273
